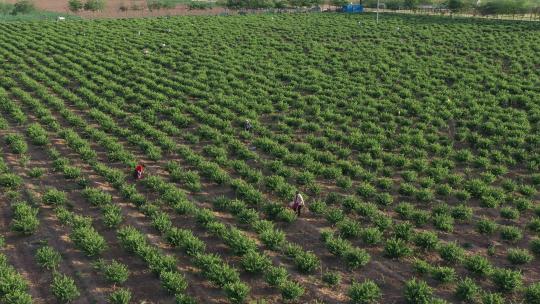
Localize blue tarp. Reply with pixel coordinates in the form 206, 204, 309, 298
342, 4, 363, 13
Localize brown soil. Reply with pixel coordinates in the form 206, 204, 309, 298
4, 0, 230, 18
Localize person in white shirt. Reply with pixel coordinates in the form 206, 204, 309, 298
292, 191, 305, 217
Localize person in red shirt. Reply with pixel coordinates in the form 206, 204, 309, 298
134, 164, 144, 179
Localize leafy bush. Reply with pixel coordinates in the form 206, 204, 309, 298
293, 251, 320, 273
525, 282, 540, 304
10, 202, 39, 235
530, 238, 540, 255
345, 247, 371, 269
0, 174, 23, 188
70, 225, 107, 257
35, 246, 61, 270
500, 225, 523, 242
476, 217, 498, 234
384, 238, 411, 259
241, 250, 271, 273
279, 280, 304, 301
108, 288, 132, 304
322, 271, 341, 286
455, 277, 479, 302
438, 242, 464, 264
348, 279, 381, 304
68, 0, 83, 12
103, 260, 129, 284
404, 279, 433, 304
413, 231, 439, 251
359, 227, 383, 245
224, 282, 250, 304
51, 273, 80, 303
433, 214, 454, 232
10, 0, 34, 15
481, 292, 504, 304
491, 268, 522, 292
431, 266, 456, 283
464, 255, 492, 276
264, 266, 288, 287
5, 134, 27, 154
102, 204, 123, 228
84, 0, 105, 11
507, 248, 533, 265
259, 228, 285, 250
42, 189, 67, 205
160, 270, 188, 294
26, 123, 48, 145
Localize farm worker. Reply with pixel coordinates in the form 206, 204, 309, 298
244, 119, 252, 132
134, 164, 144, 179
292, 191, 305, 217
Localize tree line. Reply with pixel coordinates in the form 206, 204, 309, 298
359, 0, 540, 17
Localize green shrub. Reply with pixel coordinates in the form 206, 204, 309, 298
431, 266, 455, 283
359, 227, 383, 245
35, 246, 61, 270
433, 214, 454, 232
82, 188, 112, 207
5, 134, 27, 154
42, 189, 67, 205
455, 277, 479, 302
108, 288, 131, 304
481, 292, 504, 304
464, 255, 492, 276
500, 225, 523, 242
500, 207, 519, 220
10, 202, 39, 235
438, 242, 464, 264
103, 260, 129, 284
102, 204, 123, 228
451, 204, 473, 221
294, 251, 319, 273
259, 228, 285, 250
530, 238, 540, 255
345, 247, 371, 269
241, 250, 271, 273
384, 238, 411, 259
325, 207, 345, 224
51, 273, 80, 303
308, 200, 327, 214
70, 225, 107, 257
84, 0, 105, 11
160, 270, 188, 294
348, 279, 381, 304
322, 271, 341, 286
337, 218, 361, 239
224, 282, 250, 304
507, 248, 533, 265
68, 0, 83, 12
28, 168, 45, 178
26, 123, 47, 145
413, 231, 438, 251
404, 279, 432, 304
0, 173, 23, 188
264, 266, 288, 287
525, 282, 540, 304
413, 259, 432, 274
393, 222, 414, 241
476, 217, 498, 234
491, 268, 522, 292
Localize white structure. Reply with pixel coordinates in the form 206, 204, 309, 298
57, 16, 65, 21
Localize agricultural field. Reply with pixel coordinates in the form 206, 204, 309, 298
0, 12, 539, 304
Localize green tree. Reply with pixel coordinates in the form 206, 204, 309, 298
447, 0, 465, 13
404, 0, 419, 10
10, 0, 34, 16
84, 0, 105, 11
68, 0, 83, 12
